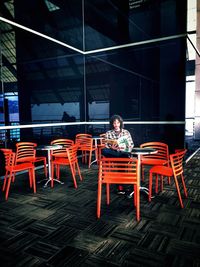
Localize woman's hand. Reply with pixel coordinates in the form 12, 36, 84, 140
111, 144, 119, 150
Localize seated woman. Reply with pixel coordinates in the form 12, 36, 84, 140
102, 114, 134, 194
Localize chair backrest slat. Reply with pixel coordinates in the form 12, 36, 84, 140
99, 158, 139, 184
140, 142, 169, 161
170, 149, 186, 177
51, 139, 74, 155
16, 142, 36, 163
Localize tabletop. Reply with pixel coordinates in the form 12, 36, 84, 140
37, 144, 63, 150
130, 147, 157, 155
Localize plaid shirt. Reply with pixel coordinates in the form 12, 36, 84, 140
105, 129, 134, 149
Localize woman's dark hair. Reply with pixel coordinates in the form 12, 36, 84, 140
110, 114, 124, 130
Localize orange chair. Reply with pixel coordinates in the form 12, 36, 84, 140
50, 138, 74, 158
148, 149, 188, 208
51, 144, 82, 188
50, 138, 74, 178
75, 134, 97, 168
2, 149, 36, 200
140, 142, 170, 181
16, 142, 47, 177
97, 157, 140, 221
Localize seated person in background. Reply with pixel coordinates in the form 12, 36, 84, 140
102, 114, 134, 194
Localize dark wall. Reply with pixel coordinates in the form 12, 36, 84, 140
14, 0, 187, 151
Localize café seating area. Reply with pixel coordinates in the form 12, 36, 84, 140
0, 139, 199, 266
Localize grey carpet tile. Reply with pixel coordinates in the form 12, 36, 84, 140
24, 240, 60, 260
0, 150, 200, 266
47, 245, 89, 267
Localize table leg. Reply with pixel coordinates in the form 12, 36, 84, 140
43, 149, 64, 188
127, 154, 150, 198
90, 139, 98, 167
38, 149, 64, 187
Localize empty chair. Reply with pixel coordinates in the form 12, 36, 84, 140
2, 149, 36, 200
51, 144, 82, 188
148, 149, 188, 208
50, 138, 74, 158
16, 142, 47, 177
50, 138, 74, 179
75, 134, 97, 168
97, 157, 140, 221
140, 142, 170, 181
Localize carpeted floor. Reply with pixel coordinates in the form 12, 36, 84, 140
0, 149, 199, 267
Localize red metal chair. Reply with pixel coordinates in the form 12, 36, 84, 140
148, 149, 188, 208
140, 142, 170, 181
2, 149, 36, 200
50, 138, 74, 158
51, 144, 82, 188
75, 134, 98, 168
16, 142, 47, 177
97, 157, 140, 221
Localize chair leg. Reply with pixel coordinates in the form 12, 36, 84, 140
133, 185, 136, 206
69, 163, 77, 188
160, 175, 163, 191
149, 172, 153, 202
106, 183, 110, 205
2, 171, 8, 192
51, 163, 54, 188
180, 173, 188, 197
76, 162, 83, 181
5, 175, 12, 200
155, 174, 159, 193
30, 168, 36, 193
97, 180, 102, 218
12, 173, 16, 182
173, 175, 184, 208
135, 185, 140, 221
73, 162, 76, 176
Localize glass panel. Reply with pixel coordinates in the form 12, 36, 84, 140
0, 0, 187, 153
84, 0, 187, 50
14, 0, 84, 51
15, 28, 84, 140
86, 37, 186, 122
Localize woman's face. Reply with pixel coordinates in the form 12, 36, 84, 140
113, 119, 120, 131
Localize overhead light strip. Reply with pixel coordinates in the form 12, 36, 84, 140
0, 17, 187, 56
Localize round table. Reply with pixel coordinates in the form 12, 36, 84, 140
90, 136, 104, 166
127, 147, 157, 198
37, 144, 64, 187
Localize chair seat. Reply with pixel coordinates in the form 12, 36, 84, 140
52, 153, 68, 158
6, 162, 34, 172
141, 158, 168, 166
150, 165, 173, 176
34, 156, 46, 162
52, 158, 70, 164
17, 156, 35, 163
